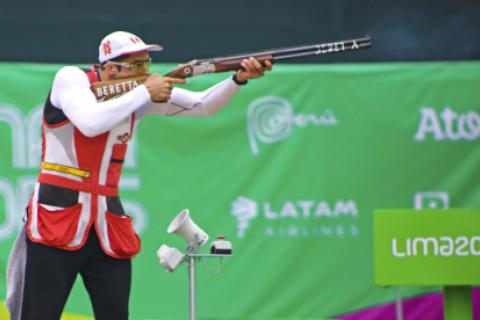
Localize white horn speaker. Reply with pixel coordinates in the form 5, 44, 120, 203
167, 209, 209, 246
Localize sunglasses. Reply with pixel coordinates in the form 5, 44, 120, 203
110, 58, 152, 71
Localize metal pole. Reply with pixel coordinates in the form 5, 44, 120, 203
444, 286, 472, 320
188, 255, 196, 320
395, 286, 404, 320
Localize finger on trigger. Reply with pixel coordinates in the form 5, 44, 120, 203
165, 77, 186, 84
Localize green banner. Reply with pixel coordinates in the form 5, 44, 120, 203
374, 209, 480, 285
1, 61, 480, 319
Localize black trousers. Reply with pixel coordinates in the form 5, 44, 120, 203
21, 229, 131, 320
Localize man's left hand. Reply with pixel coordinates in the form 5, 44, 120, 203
236, 57, 273, 82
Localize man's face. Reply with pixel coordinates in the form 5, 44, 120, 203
106, 51, 151, 78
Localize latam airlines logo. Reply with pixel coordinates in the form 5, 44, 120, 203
247, 96, 338, 155
231, 196, 359, 239
415, 107, 480, 141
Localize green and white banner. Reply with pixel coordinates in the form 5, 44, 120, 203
0, 61, 479, 319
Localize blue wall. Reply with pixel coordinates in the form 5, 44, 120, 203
0, 0, 479, 63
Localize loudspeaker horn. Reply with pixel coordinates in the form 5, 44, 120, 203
167, 209, 209, 246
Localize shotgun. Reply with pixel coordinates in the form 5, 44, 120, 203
91, 35, 372, 101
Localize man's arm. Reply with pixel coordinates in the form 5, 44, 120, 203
140, 76, 241, 117
51, 66, 152, 137
140, 57, 272, 117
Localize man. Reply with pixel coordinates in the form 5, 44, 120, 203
6, 30, 272, 320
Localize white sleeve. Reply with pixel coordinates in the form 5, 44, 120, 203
139, 76, 241, 117
50, 66, 152, 137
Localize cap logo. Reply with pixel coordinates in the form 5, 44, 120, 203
130, 36, 142, 44
103, 40, 112, 56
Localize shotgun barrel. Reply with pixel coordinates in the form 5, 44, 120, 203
165, 35, 372, 78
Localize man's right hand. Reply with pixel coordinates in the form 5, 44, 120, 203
143, 74, 186, 102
